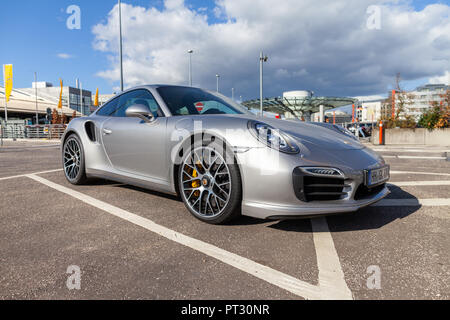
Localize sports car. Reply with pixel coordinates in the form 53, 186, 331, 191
61, 85, 390, 224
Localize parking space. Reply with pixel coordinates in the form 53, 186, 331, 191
0, 142, 449, 299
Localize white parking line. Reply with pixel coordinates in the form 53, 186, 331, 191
26, 173, 352, 300
372, 198, 450, 207
389, 181, 450, 187
373, 148, 449, 153
383, 155, 446, 160
391, 171, 450, 177
0, 169, 62, 181
311, 218, 353, 300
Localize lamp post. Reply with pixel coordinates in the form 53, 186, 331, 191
34, 72, 38, 125
232, 88, 235, 100
81, 82, 84, 116
188, 50, 193, 86
259, 51, 268, 117
118, 0, 124, 92
216, 74, 220, 93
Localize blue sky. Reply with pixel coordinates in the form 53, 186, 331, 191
0, 0, 447, 98
0, 0, 219, 94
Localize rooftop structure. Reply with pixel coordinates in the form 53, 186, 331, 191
0, 86, 82, 122
242, 90, 357, 121
19, 83, 93, 116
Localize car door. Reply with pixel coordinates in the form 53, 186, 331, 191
100, 89, 168, 183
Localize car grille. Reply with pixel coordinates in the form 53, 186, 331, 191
304, 176, 347, 201
293, 168, 350, 202
354, 183, 386, 200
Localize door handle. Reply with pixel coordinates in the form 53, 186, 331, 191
103, 128, 113, 135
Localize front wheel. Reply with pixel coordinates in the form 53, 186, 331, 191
62, 134, 88, 185
179, 141, 242, 224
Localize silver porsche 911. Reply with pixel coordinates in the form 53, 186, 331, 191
61, 85, 390, 224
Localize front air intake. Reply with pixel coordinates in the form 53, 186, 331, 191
293, 167, 350, 202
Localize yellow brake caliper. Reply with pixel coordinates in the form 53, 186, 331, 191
191, 169, 200, 189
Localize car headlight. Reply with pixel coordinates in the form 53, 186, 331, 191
333, 125, 358, 141
248, 121, 300, 154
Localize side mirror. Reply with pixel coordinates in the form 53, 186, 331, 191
125, 104, 155, 123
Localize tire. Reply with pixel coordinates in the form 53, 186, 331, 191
178, 138, 242, 224
62, 134, 88, 185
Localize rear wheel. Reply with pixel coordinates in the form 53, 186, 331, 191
63, 134, 88, 185
179, 140, 242, 224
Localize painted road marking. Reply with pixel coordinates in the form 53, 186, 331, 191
372, 198, 450, 207
311, 218, 353, 299
391, 171, 450, 177
383, 155, 446, 160
27, 173, 352, 300
0, 169, 62, 181
373, 148, 449, 153
389, 181, 450, 187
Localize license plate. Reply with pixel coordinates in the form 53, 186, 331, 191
365, 166, 390, 187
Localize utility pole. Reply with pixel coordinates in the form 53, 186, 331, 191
118, 0, 124, 92
259, 51, 268, 117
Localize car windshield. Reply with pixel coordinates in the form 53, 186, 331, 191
157, 86, 251, 116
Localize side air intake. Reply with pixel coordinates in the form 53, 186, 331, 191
84, 121, 97, 142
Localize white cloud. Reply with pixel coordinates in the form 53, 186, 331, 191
92, 0, 450, 98
57, 53, 74, 59
429, 71, 450, 85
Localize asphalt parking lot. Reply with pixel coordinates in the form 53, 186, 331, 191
0, 139, 449, 300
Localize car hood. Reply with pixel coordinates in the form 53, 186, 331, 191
256, 118, 364, 151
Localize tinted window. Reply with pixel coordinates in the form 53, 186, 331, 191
157, 86, 249, 116
114, 89, 162, 117
96, 96, 119, 116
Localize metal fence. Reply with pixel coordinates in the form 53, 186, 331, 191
0, 124, 67, 140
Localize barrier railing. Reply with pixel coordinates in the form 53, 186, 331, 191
0, 124, 67, 140
25, 125, 67, 139
0, 123, 26, 140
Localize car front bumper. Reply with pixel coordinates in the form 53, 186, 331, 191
235, 145, 390, 219
242, 185, 390, 219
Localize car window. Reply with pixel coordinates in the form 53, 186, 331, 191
157, 86, 250, 116
113, 89, 163, 118
197, 101, 238, 115
96, 96, 119, 116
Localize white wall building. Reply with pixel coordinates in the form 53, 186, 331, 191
358, 99, 383, 122
396, 84, 449, 120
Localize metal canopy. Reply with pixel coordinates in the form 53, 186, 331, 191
242, 96, 358, 117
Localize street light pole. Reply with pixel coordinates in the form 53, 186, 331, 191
188, 50, 193, 86
232, 88, 235, 100
34, 72, 38, 125
259, 51, 268, 117
216, 74, 220, 92
118, 0, 124, 92
80, 82, 83, 116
